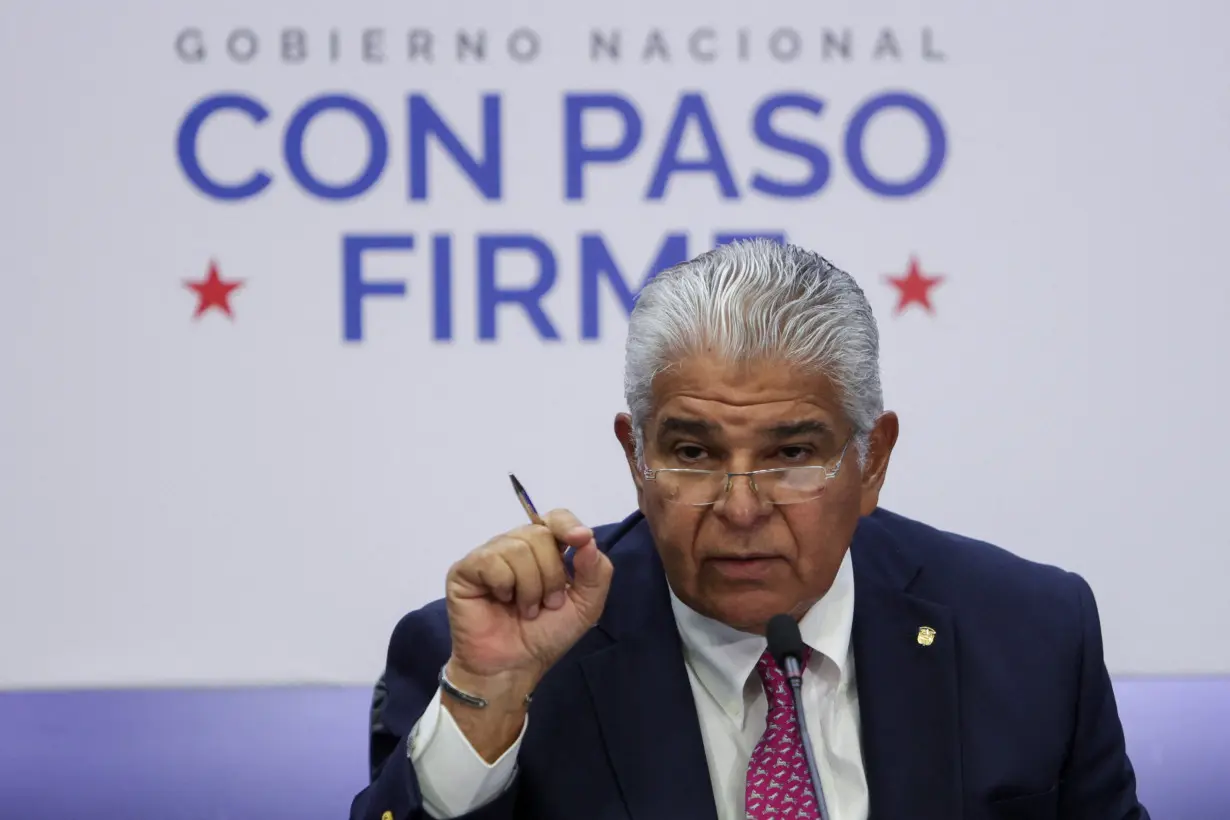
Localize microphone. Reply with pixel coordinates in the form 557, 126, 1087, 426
766, 614, 831, 820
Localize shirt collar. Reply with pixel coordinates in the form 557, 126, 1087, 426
668, 547, 856, 726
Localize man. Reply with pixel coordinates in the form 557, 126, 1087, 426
351, 240, 1149, 820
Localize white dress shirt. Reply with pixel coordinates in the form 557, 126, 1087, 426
408, 549, 868, 820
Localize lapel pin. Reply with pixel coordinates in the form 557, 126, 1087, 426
917, 626, 936, 646
382, 812, 393, 820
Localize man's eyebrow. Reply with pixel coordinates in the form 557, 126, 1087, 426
761, 420, 832, 439
657, 417, 718, 439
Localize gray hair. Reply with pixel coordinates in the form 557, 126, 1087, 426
623, 239, 882, 463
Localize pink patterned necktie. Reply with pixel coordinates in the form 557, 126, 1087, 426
744, 647, 820, 820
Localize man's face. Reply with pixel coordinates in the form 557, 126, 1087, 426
615, 355, 898, 634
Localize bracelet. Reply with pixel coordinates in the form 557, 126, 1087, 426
438, 664, 533, 709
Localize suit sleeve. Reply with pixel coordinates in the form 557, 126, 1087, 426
1057, 574, 1151, 819
348, 605, 522, 820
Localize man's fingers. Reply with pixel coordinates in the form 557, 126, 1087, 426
508, 510, 590, 555
542, 508, 592, 548
463, 552, 516, 603
451, 513, 599, 617
500, 541, 546, 618
522, 529, 570, 610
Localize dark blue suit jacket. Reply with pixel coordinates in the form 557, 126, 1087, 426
351, 508, 1149, 820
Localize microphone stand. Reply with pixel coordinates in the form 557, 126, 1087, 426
783, 655, 831, 820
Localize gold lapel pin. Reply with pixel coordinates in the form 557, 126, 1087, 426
382, 812, 393, 820
917, 626, 937, 646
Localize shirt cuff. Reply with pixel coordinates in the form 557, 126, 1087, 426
408, 687, 526, 818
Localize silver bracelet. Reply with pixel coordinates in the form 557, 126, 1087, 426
438, 664, 533, 709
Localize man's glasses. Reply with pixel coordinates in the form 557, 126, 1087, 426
639, 438, 854, 506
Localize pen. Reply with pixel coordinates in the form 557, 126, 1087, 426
510, 473, 578, 579
508, 472, 545, 526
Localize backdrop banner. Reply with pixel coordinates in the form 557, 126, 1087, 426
2, 0, 1228, 689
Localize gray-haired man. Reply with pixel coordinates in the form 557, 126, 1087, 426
352, 240, 1149, 820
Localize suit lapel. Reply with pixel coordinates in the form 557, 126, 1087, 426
580, 519, 719, 820
851, 513, 963, 819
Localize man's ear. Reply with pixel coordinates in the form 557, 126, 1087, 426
859, 411, 899, 516
614, 413, 643, 489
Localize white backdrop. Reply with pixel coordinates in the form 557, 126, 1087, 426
2, 0, 1228, 688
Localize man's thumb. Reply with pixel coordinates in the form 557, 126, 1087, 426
570, 539, 613, 599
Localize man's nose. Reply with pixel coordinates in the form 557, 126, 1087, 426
713, 474, 772, 524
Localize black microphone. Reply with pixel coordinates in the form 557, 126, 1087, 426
766, 614, 830, 820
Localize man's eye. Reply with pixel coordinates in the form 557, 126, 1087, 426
779, 446, 814, 462
675, 445, 708, 462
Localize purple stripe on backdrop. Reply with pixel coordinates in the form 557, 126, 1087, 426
0, 679, 1227, 818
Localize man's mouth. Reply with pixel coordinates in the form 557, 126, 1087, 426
706, 554, 783, 579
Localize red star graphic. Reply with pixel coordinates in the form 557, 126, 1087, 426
886, 257, 943, 315
185, 260, 243, 319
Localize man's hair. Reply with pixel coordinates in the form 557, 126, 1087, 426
623, 239, 882, 463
